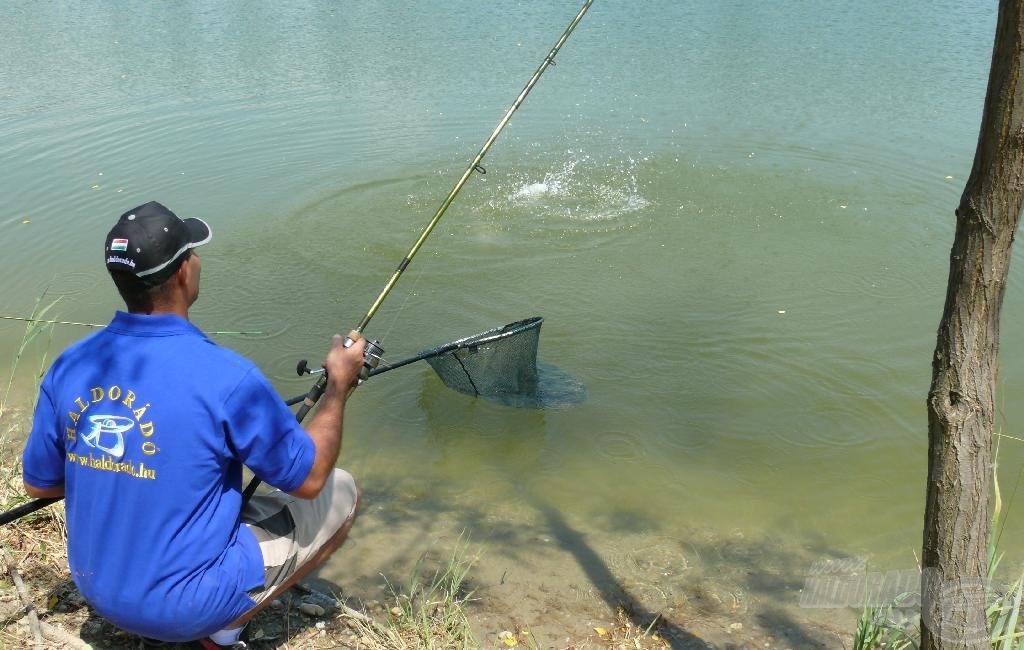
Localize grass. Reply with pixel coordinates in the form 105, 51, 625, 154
987, 447, 1024, 650
330, 537, 672, 649
0, 290, 60, 449
852, 599, 916, 650
339, 537, 478, 650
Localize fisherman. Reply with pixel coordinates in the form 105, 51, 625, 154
21, 201, 365, 648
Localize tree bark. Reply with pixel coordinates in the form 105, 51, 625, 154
922, 2, 1024, 648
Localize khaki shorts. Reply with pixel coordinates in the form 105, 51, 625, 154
241, 469, 358, 604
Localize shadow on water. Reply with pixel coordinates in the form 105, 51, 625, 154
400, 382, 852, 646
333, 478, 852, 649
756, 608, 838, 650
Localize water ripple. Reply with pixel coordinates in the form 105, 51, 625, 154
593, 429, 647, 464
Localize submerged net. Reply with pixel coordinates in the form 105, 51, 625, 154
424, 317, 542, 402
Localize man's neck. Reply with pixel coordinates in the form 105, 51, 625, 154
132, 305, 189, 319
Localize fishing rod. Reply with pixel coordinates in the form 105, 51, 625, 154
292, 0, 594, 424
0, 497, 60, 527
355, 1, 593, 334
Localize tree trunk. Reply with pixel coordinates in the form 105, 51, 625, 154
921, 2, 1024, 648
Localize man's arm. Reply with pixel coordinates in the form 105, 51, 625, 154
22, 380, 67, 501
290, 332, 365, 500
24, 482, 64, 499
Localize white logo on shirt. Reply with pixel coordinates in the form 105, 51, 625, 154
81, 415, 135, 459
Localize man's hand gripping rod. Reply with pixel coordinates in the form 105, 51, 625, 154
293, 335, 384, 421
242, 333, 382, 504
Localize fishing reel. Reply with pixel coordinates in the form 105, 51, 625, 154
296, 338, 384, 384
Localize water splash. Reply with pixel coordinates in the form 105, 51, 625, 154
483, 152, 652, 230
507, 158, 578, 201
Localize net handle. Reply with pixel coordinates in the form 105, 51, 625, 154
4, 318, 545, 524
282, 316, 543, 405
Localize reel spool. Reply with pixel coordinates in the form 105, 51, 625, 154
296, 338, 384, 384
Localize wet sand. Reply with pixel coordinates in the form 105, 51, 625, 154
321, 483, 855, 648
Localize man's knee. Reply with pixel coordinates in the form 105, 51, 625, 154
300, 469, 358, 559
327, 468, 358, 522
320, 475, 359, 553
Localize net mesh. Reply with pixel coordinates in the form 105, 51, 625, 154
424, 317, 541, 401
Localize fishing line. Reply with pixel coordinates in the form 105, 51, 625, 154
0, 315, 264, 337
372, 248, 432, 361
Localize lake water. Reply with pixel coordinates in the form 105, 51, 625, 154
1, 1, 1019, 644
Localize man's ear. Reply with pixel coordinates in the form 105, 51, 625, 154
173, 256, 192, 289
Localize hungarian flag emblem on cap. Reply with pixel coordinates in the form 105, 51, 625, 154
111, 238, 128, 251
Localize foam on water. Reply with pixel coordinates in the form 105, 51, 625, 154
511, 181, 557, 200
479, 152, 652, 234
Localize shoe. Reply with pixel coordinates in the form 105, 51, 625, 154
198, 639, 247, 649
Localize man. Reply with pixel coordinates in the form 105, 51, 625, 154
22, 201, 366, 647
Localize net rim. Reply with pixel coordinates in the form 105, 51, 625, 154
447, 316, 542, 350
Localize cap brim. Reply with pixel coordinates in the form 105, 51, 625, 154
184, 218, 212, 248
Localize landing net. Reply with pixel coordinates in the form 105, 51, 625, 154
424, 317, 542, 402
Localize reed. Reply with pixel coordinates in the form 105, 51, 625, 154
0, 291, 60, 449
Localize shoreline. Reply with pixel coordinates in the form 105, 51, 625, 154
0, 438, 851, 649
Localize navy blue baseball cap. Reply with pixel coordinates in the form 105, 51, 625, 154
104, 202, 212, 286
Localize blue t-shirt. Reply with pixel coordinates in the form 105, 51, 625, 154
22, 312, 315, 641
